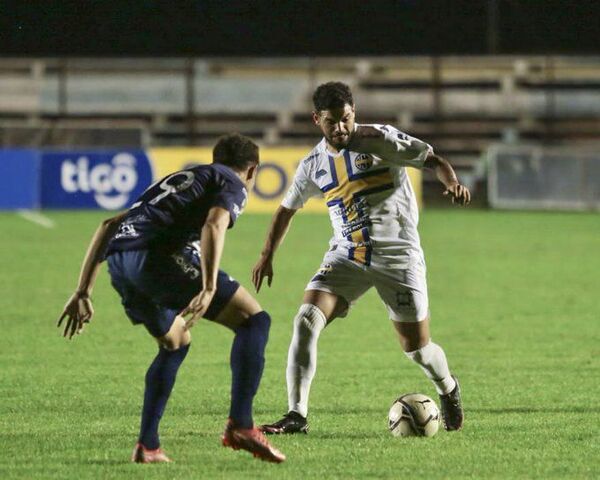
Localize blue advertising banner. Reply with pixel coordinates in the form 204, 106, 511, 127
40, 150, 154, 210
0, 150, 40, 209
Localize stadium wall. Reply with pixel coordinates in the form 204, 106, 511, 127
0, 148, 422, 211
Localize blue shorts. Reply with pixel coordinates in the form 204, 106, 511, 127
106, 246, 240, 338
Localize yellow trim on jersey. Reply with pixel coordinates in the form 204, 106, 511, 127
323, 153, 393, 265
322, 155, 393, 205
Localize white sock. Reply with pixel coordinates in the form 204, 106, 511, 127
286, 304, 326, 418
405, 341, 456, 395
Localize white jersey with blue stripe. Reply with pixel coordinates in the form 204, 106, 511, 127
281, 124, 432, 267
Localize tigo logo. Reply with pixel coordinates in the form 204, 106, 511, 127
61, 153, 139, 209
41, 150, 153, 210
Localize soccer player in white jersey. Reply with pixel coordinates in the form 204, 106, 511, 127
252, 82, 470, 434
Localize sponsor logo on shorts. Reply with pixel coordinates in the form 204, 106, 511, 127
311, 263, 332, 283
171, 253, 200, 280
396, 291, 416, 311
318, 263, 332, 275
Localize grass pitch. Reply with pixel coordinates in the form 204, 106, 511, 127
0, 209, 598, 479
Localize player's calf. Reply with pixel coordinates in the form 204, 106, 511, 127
228, 311, 271, 427
285, 304, 327, 419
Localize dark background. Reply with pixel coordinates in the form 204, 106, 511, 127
1, 0, 599, 57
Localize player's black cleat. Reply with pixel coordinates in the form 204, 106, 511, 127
439, 375, 464, 431
260, 411, 309, 435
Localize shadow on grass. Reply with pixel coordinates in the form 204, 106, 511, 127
471, 406, 600, 414
85, 459, 131, 466
176, 406, 386, 416
308, 431, 386, 440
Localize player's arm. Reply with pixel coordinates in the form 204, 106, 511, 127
423, 154, 471, 206
351, 125, 470, 205
252, 156, 318, 293
349, 125, 431, 165
57, 211, 128, 339
252, 205, 298, 292
181, 206, 230, 329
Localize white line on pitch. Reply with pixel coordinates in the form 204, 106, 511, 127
17, 210, 56, 228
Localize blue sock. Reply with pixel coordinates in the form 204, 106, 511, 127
139, 343, 190, 449
229, 311, 271, 428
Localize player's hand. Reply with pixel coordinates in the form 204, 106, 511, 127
57, 292, 94, 339
181, 289, 215, 330
252, 255, 274, 293
444, 183, 471, 206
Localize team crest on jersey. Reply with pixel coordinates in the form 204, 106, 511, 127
354, 154, 373, 171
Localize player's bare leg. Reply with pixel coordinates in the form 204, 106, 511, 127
393, 317, 463, 431
133, 316, 192, 463
262, 290, 347, 434
212, 285, 262, 329
159, 315, 192, 350
211, 286, 285, 463
303, 289, 349, 320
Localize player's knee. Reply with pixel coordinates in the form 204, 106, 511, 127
161, 336, 191, 351
394, 318, 430, 352
398, 334, 429, 352
293, 304, 326, 343
160, 324, 191, 351
252, 310, 271, 329
243, 310, 271, 337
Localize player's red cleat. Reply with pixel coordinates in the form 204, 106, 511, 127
221, 419, 286, 463
131, 442, 172, 463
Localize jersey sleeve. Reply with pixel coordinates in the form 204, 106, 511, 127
212, 177, 247, 228
281, 160, 321, 209
351, 124, 433, 169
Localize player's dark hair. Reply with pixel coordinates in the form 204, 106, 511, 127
312, 81, 354, 112
213, 133, 259, 171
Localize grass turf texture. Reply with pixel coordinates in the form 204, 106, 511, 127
0, 209, 598, 479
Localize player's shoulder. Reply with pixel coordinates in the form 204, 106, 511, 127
296, 140, 329, 176
181, 162, 212, 181
356, 122, 409, 139
204, 163, 244, 187
300, 140, 326, 167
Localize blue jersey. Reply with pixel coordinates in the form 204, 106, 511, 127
106, 163, 247, 255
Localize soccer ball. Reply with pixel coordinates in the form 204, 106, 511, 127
388, 393, 441, 437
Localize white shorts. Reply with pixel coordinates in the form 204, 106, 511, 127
306, 250, 429, 322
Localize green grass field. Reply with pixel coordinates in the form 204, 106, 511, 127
0, 209, 598, 479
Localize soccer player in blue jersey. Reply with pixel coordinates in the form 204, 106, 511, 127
57, 133, 285, 463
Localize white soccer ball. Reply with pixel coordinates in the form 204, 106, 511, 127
388, 393, 441, 437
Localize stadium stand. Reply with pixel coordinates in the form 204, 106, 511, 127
2, 56, 600, 199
